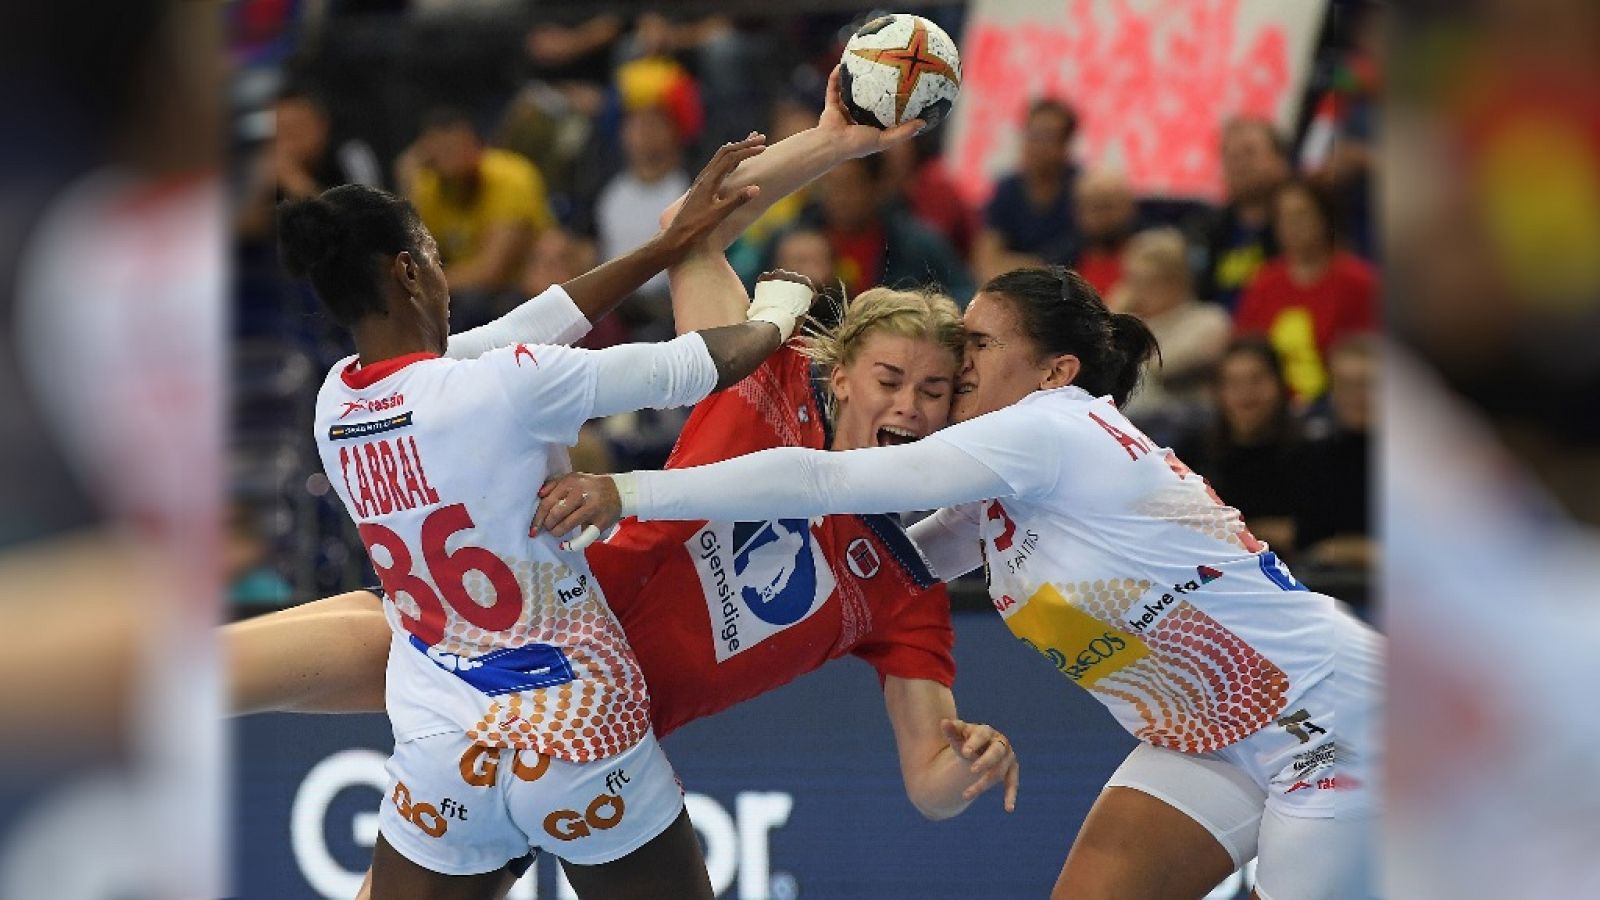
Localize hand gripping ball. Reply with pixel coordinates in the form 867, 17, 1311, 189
839, 13, 963, 130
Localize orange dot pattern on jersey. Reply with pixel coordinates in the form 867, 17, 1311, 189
454, 561, 650, 764
1138, 482, 1257, 553
1064, 579, 1291, 754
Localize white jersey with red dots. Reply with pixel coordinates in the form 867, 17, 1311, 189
314, 344, 651, 763
929, 386, 1341, 754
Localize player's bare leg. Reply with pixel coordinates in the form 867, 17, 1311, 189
559, 808, 714, 900
1052, 786, 1238, 900
224, 590, 389, 715
368, 834, 519, 900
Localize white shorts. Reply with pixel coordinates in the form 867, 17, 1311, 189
1105, 612, 1382, 900
378, 731, 684, 875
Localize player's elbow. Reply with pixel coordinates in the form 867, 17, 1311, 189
906, 788, 962, 821
903, 776, 964, 821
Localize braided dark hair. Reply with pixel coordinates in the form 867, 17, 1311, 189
277, 184, 426, 328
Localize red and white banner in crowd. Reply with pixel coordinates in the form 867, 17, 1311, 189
946, 0, 1329, 203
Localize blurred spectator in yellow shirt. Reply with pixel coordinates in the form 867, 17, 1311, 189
397, 108, 555, 325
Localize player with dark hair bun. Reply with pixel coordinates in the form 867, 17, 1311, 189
282, 136, 826, 900
540, 265, 1383, 900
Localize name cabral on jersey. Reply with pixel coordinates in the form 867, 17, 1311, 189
328, 397, 441, 519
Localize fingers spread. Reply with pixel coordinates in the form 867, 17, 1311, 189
718, 184, 760, 211
708, 136, 765, 183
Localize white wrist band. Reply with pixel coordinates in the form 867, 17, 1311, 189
746, 279, 815, 342
612, 473, 641, 518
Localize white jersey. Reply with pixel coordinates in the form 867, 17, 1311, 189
931, 387, 1341, 753
314, 343, 649, 763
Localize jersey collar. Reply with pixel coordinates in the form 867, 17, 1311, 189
341, 352, 440, 390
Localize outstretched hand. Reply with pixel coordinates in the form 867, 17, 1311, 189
817, 65, 926, 160
941, 717, 1020, 812
660, 134, 767, 255
532, 473, 622, 551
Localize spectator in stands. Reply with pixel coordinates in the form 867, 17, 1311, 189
784, 153, 972, 302
620, 13, 763, 153
1300, 3, 1381, 260
594, 104, 692, 334
227, 502, 292, 619
1194, 117, 1291, 310
1235, 178, 1378, 404
236, 85, 382, 242
772, 227, 840, 305
1291, 334, 1375, 570
1173, 338, 1303, 553
974, 98, 1079, 281
1113, 228, 1232, 442
1065, 167, 1140, 297
728, 92, 823, 279
395, 108, 555, 326
524, 13, 626, 91
883, 131, 978, 258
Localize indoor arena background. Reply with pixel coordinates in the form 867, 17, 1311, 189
228, 2, 1362, 897
3, 0, 1600, 898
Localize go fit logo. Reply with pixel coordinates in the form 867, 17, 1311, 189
544, 790, 627, 842
391, 780, 468, 838
545, 769, 631, 842
455, 744, 630, 843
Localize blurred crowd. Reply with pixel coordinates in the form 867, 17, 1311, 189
229, 2, 1381, 615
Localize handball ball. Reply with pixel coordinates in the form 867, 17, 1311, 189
839, 13, 962, 130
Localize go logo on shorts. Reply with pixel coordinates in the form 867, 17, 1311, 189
543, 792, 626, 841
391, 780, 468, 838
457, 743, 551, 787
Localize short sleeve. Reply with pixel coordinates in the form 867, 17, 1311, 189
925, 398, 1063, 501
481, 343, 599, 446
851, 584, 956, 688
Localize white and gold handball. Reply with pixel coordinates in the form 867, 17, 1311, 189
839, 13, 963, 130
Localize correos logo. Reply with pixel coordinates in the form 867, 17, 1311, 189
690, 519, 835, 662
1054, 632, 1131, 682
290, 750, 795, 899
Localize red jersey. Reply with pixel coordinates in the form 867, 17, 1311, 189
586, 345, 955, 737
1234, 251, 1378, 401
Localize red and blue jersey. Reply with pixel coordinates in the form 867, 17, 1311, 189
589, 345, 956, 737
